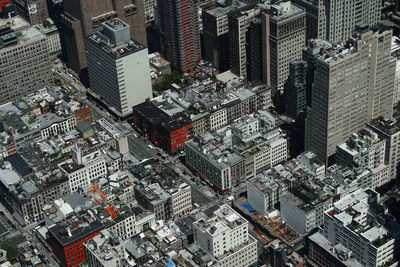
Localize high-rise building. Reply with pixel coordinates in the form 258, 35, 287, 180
228, 5, 260, 79
60, 0, 147, 75
392, 36, 400, 105
291, 0, 326, 40
143, 0, 156, 23
193, 204, 258, 267
292, 0, 381, 43
157, 0, 201, 72
0, 19, 53, 105
268, 1, 306, 95
203, 2, 246, 73
85, 18, 152, 118
285, 60, 307, 119
246, 16, 264, 82
302, 39, 332, 107
13, 0, 49, 25
305, 24, 396, 165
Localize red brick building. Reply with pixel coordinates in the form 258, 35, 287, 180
132, 101, 193, 153
0, 0, 12, 10
6, 142, 16, 156
48, 221, 102, 267
74, 106, 93, 125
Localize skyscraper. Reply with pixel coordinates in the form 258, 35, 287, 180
0, 18, 53, 104
60, 0, 147, 75
85, 18, 152, 118
157, 0, 201, 72
228, 5, 261, 79
13, 0, 49, 25
246, 16, 264, 82
285, 60, 307, 119
292, 0, 381, 43
268, 1, 306, 95
305, 24, 396, 165
302, 39, 332, 107
203, 2, 246, 73
290, 0, 326, 41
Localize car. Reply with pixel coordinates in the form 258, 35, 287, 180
201, 181, 207, 186
157, 152, 161, 156
161, 156, 166, 160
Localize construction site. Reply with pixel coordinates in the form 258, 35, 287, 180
233, 196, 301, 245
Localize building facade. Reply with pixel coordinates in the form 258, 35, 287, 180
85, 18, 152, 118
368, 118, 400, 181
0, 24, 52, 104
157, 0, 201, 72
292, 0, 381, 43
305, 25, 396, 165
59, 147, 107, 192
285, 60, 307, 119
228, 6, 261, 79
203, 2, 246, 73
13, 0, 49, 25
268, 1, 306, 94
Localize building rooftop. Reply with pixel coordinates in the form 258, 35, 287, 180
5, 153, 33, 177
133, 101, 192, 133
309, 232, 364, 267
0, 168, 21, 189
35, 18, 58, 35
194, 204, 247, 235
0, 16, 30, 31
136, 182, 171, 206
248, 173, 280, 194
206, 1, 247, 18
368, 118, 400, 136
326, 189, 400, 248
86, 23, 145, 60
149, 52, 170, 68
46, 193, 103, 246
84, 229, 131, 266
36, 113, 64, 129
270, 1, 304, 20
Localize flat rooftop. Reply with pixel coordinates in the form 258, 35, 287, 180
0, 16, 30, 31
103, 18, 129, 31
368, 118, 400, 136
60, 161, 84, 174
194, 204, 247, 235
270, 1, 304, 20
86, 31, 145, 60
309, 232, 364, 267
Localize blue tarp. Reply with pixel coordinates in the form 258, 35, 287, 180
166, 259, 176, 267
241, 202, 253, 212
